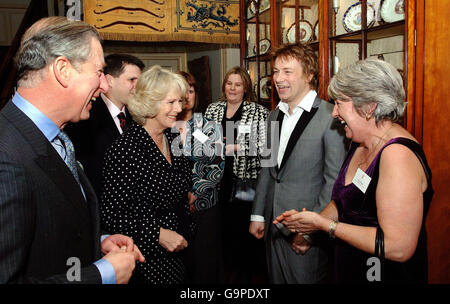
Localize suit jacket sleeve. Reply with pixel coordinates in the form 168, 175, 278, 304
313, 118, 347, 213
251, 110, 274, 219
0, 152, 101, 284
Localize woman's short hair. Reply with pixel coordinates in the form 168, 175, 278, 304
177, 71, 199, 112
128, 65, 188, 125
221, 66, 255, 103
272, 43, 319, 89
16, 16, 101, 87
328, 58, 406, 123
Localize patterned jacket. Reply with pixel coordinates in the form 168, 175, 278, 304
182, 114, 225, 211
205, 101, 269, 180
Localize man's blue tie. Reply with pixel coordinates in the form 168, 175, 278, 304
57, 131, 80, 184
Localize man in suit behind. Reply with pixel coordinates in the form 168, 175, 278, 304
249, 43, 347, 283
65, 54, 144, 197
0, 16, 144, 283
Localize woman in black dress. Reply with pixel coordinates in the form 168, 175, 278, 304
100, 65, 194, 284
205, 67, 269, 283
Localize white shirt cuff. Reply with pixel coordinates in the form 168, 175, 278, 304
250, 215, 265, 222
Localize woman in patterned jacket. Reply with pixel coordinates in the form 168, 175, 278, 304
176, 71, 225, 283
205, 66, 269, 283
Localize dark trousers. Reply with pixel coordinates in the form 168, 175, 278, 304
185, 204, 225, 284
220, 197, 268, 284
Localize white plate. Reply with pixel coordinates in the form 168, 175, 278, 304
247, 1, 256, 19
259, 76, 271, 99
343, 2, 376, 32
286, 20, 313, 43
260, 0, 270, 13
380, 0, 405, 23
253, 38, 271, 55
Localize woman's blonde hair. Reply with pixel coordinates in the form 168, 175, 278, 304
128, 65, 188, 125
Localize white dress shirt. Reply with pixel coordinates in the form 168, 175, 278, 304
250, 90, 317, 223
277, 90, 317, 167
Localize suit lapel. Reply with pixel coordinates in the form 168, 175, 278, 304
278, 98, 320, 171
125, 106, 134, 125
4, 102, 90, 217
268, 108, 284, 178
94, 97, 121, 138
77, 164, 101, 258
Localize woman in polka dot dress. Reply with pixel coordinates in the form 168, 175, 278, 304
100, 65, 194, 284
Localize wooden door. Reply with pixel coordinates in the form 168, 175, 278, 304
414, 0, 450, 283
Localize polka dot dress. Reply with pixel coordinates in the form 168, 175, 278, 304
100, 121, 193, 284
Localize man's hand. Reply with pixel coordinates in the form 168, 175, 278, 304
101, 234, 145, 263
290, 233, 311, 255
102, 248, 136, 284
159, 228, 188, 252
249, 221, 265, 239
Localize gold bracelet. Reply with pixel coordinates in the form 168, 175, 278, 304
328, 220, 338, 240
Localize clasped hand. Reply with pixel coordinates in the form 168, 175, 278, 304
273, 208, 321, 255
159, 228, 188, 252
101, 234, 145, 284
273, 208, 320, 235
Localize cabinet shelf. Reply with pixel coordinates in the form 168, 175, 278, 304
330, 21, 405, 41
247, 8, 271, 24
245, 53, 272, 62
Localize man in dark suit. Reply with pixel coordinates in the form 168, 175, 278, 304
0, 17, 144, 283
65, 54, 144, 197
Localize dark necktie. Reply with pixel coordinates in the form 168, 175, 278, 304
117, 112, 128, 131
57, 131, 80, 184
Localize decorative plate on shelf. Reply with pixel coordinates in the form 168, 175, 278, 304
253, 38, 271, 55
380, 0, 405, 23
260, 0, 270, 13
313, 20, 319, 40
259, 76, 272, 99
343, 2, 376, 32
247, 0, 256, 19
286, 20, 313, 43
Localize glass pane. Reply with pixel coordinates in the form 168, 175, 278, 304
247, 0, 257, 19
259, 61, 272, 101
333, 42, 360, 75
367, 35, 404, 72
248, 61, 258, 94
331, 0, 377, 35
247, 23, 257, 57
281, 0, 319, 44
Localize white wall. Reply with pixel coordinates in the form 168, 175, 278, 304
187, 46, 240, 103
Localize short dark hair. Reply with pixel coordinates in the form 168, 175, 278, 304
104, 54, 145, 77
